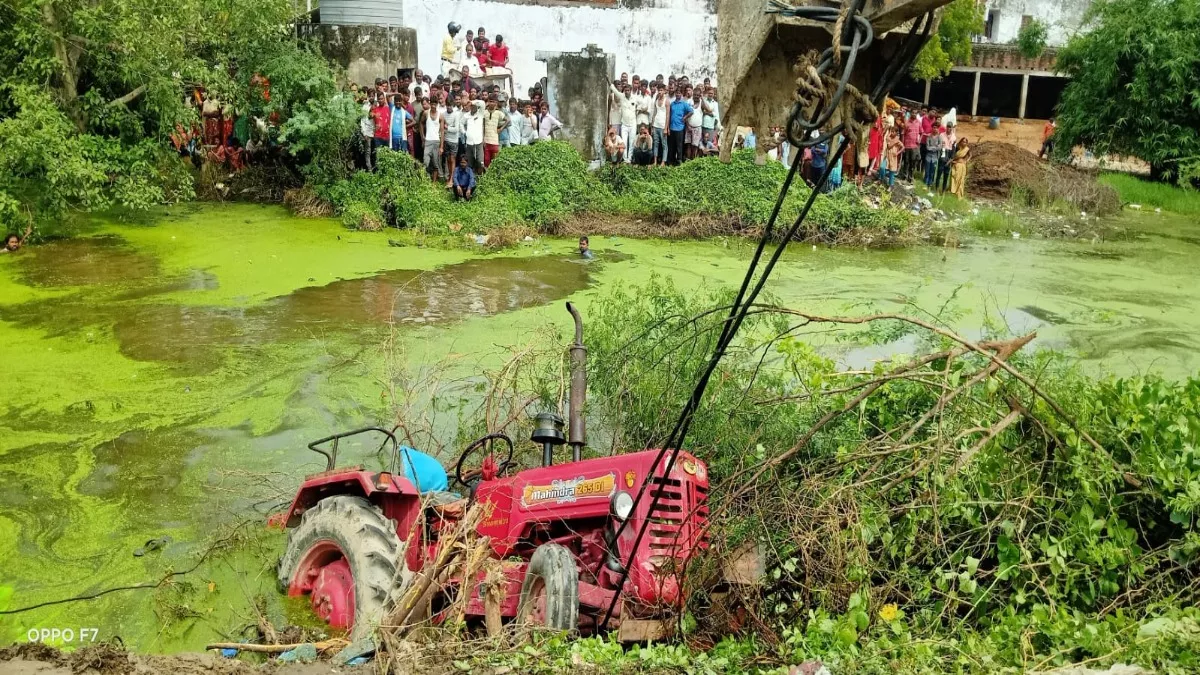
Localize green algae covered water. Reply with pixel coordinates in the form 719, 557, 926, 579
2, 203, 1199, 651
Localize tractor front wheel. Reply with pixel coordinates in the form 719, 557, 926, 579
277, 495, 409, 641
516, 543, 578, 631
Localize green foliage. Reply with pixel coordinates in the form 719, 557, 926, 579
0, 0, 338, 229
570, 280, 1200, 672
1055, 0, 1200, 181
910, 0, 986, 80
317, 143, 909, 243
482, 142, 604, 225
281, 94, 362, 185
1017, 18, 1050, 59
0, 86, 193, 233
1100, 173, 1200, 215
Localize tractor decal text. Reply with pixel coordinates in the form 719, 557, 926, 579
520, 473, 616, 508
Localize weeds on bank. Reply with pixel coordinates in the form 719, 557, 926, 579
415, 278, 1200, 673
1101, 173, 1200, 215
304, 143, 914, 246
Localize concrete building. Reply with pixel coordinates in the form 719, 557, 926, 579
893, 0, 1095, 121
301, 0, 418, 86
401, 0, 718, 97
977, 0, 1093, 47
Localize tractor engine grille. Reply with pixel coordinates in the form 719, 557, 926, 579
647, 475, 709, 560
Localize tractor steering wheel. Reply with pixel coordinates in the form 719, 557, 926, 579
453, 433, 515, 488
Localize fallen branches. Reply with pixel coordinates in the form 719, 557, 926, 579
203, 638, 348, 654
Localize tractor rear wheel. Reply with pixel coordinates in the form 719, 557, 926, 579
516, 543, 578, 631
277, 495, 410, 641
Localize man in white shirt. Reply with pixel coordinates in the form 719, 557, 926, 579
701, 87, 721, 148
463, 99, 486, 173
608, 81, 637, 162
520, 102, 538, 145
685, 88, 704, 160
360, 97, 375, 171
650, 83, 669, 165
635, 85, 651, 130
442, 100, 462, 187
422, 102, 444, 181
506, 98, 525, 146
607, 79, 623, 137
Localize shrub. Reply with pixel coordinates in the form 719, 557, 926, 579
314, 143, 911, 243
1017, 18, 1049, 59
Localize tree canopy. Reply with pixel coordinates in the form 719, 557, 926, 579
0, 0, 337, 233
910, 0, 986, 81
1054, 0, 1200, 181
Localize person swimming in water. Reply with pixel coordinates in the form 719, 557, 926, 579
2, 224, 32, 253
578, 235, 593, 259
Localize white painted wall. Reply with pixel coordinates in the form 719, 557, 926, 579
983, 0, 1093, 47
400, 0, 718, 96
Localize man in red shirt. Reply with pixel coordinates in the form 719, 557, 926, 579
489, 35, 510, 68
371, 93, 392, 162
902, 112, 921, 181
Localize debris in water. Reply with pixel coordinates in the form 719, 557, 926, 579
132, 535, 172, 557
278, 643, 318, 664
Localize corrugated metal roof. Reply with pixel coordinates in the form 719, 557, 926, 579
321, 0, 403, 26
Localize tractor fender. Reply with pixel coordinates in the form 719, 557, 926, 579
279, 468, 421, 529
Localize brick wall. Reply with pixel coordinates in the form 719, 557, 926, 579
969, 44, 1058, 73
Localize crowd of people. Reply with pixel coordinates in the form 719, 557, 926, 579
603, 72, 723, 166
351, 22, 565, 200
732, 105, 974, 198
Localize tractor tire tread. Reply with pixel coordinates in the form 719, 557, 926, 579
517, 543, 579, 631
277, 495, 411, 641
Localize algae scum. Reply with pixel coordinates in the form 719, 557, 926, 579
2, 203, 1200, 651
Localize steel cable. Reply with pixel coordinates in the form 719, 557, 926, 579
599, 1, 937, 630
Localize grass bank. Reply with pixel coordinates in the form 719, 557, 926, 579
301, 143, 916, 247
1101, 172, 1200, 215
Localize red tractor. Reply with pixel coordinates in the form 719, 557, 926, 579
274, 304, 710, 640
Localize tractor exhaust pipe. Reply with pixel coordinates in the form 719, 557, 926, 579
566, 302, 586, 461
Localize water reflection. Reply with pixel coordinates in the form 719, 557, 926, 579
4, 241, 595, 367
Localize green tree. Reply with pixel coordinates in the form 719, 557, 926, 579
1016, 18, 1049, 59
0, 0, 339, 233
1055, 0, 1200, 181
910, 0, 986, 81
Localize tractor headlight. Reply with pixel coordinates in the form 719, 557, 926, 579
610, 491, 634, 521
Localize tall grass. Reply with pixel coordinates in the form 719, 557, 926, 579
965, 208, 1022, 235
1100, 173, 1200, 215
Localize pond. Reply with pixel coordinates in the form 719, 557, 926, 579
2, 202, 1198, 651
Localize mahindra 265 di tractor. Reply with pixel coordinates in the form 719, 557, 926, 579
273, 303, 710, 639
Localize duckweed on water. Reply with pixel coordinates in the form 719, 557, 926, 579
5, 204, 1200, 652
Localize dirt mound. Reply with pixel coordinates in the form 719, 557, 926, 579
967, 141, 1121, 215
968, 142, 1043, 199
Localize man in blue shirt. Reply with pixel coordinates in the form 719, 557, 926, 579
667, 91, 693, 166
743, 129, 756, 150
811, 136, 829, 190
452, 155, 476, 200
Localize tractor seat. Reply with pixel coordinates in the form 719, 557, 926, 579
424, 490, 468, 518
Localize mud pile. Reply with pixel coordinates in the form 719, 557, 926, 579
967, 141, 1121, 215
968, 141, 1045, 199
